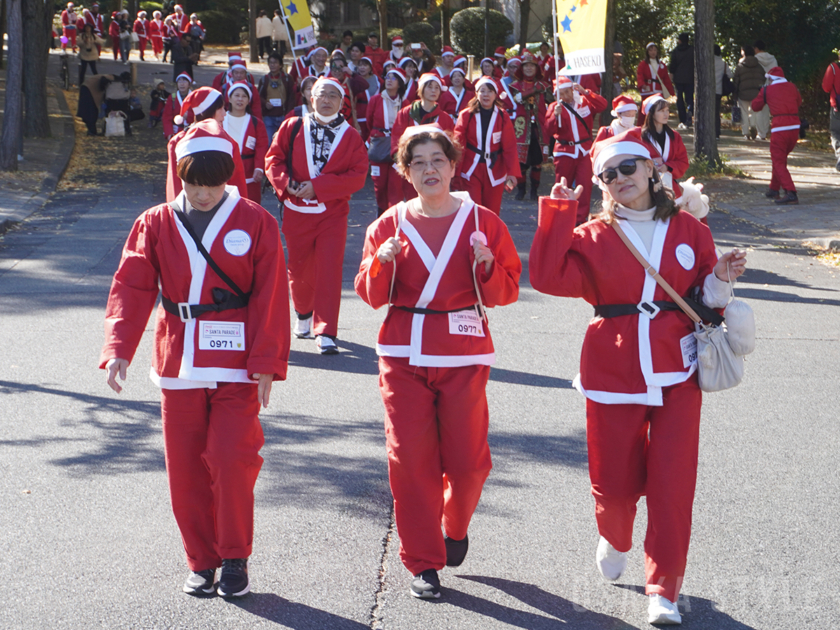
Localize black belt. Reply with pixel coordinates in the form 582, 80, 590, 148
161, 287, 250, 322
467, 143, 500, 165
395, 304, 477, 316
557, 139, 587, 146
594, 298, 723, 325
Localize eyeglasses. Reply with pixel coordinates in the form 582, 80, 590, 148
409, 158, 450, 172
597, 158, 647, 184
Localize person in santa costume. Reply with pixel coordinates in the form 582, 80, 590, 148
492, 46, 506, 79
107, 11, 121, 61
453, 77, 520, 215
265, 76, 368, 355
751, 67, 802, 205
149, 11, 164, 59
133, 11, 149, 61
212, 53, 255, 92
388, 35, 406, 65
162, 73, 193, 140
355, 124, 521, 601
172, 4, 190, 34
433, 46, 456, 80
545, 75, 607, 225
640, 93, 689, 198
165, 87, 248, 201
822, 51, 840, 172
365, 67, 407, 216
509, 51, 552, 200
529, 128, 747, 626
390, 73, 456, 206
446, 67, 475, 117
100, 119, 290, 599
478, 57, 496, 79
636, 43, 674, 127
224, 82, 269, 203
61, 3, 78, 52
593, 94, 638, 145
220, 61, 262, 120
284, 76, 317, 120
398, 57, 420, 103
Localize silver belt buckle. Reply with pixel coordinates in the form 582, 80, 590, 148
177, 302, 193, 322
637, 300, 660, 319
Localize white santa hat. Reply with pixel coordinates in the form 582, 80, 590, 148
401, 122, 450, 144
229, 61, 247, 72
384, 67, 407, 84
173, 87, 222, 126
642, 93, 667, 115
590, 128, 652, 186
312, 76, 346, 99
190, 13, 198, 19
67, 2, 74, 7
418, 73, 448, 93
611, 94, 638, 117
175, 120, 234, 162
226, 81, 252, 100
173, 4, 183, 11
449, 66, 466, 77
175, 72, 193, 84
474, 76, 506, 99
153, 10, 162, 17
307, 46, 328, 60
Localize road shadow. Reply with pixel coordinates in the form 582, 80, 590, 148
288, 340, 379, 376
444, 578, 632, 629
737, 266, 839, 292
489, 429, 588, 469
232, 592, 369, 628
489, 367, 574, 389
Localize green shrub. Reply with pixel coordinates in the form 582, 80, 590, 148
140, 1, 163, 14
199, 9, 241, 45
450, 7, 512, 58
403, 21, 436, 48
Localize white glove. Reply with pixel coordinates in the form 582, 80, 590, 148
514, 92, 523, 104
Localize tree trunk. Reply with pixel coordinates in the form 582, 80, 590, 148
600, 0, 615, 127
378, 0, 387, 47
248, 0, 257, 63
22, 0, 51, 138
1, 0, 22, 170
693, 0, 717, 163
1, 0, 7, 69
441, 0, 450, 48
518, 0, 530, 51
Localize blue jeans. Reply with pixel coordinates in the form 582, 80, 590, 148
263, 115, 284, 143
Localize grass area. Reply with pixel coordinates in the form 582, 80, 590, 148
685, 152, 748, 179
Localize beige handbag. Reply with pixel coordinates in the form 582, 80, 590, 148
612, 222, 748, 392
105, 111, 127, 137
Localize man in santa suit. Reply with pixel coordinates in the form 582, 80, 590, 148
493, 46, 506, 79
212, 53, 256, 91
165, 87, 248, 202
133, 11, 149, 61
545, 75, 607, 224
61, 2, 78, 52
101, 119, 290, 599
172, 4, 190, 34
220, 61, 263, 120
822, 51, 840, 172
265, 76, 369, 355
149, 11, 164, 59
366, 32, 388, 76
434, 46, 456, 80
509, 51, 551, 200
388, 35, 406, 65
751, 66, 802, 205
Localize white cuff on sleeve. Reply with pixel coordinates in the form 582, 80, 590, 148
702, 273, 732, 309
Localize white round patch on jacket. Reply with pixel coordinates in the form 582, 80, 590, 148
675, 243, 695, 270
224, 230, 251, 256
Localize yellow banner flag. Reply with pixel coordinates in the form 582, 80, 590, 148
280, 0, 317, 50
554, 0, 608, 75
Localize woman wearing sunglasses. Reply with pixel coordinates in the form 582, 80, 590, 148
530, 128, 747, 626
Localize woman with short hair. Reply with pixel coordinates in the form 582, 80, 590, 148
355, 125, 521, 600
224, 83, 269, 203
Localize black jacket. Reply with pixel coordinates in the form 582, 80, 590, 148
669, 43, 694, 84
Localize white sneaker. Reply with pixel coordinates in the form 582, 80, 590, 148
316, 335, 339, 355
648, 594, 682, 625
293, 316, 313, 339
677, 123, 687, 131
595, 536, 627, 581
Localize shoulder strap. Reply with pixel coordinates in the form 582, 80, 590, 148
470, 203, 488, 323
563, 102, 592, 141
172, 206, 249, 302
387, 204, 404, 309
287, 116, 303, 177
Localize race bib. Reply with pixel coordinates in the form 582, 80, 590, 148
492, 131, 502, 144
680, 332, 698, 368
449, 310, 485, 338
370, 165, 380, 177
577, 106, 591, 117
246, 136, 256, 150
269, 98, 283, 107
199, 321, 245, 351
542, 145, 549, 155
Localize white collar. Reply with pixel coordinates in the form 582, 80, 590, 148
615, 204, 656, 222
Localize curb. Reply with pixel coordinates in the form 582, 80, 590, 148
0, 86, 76, 235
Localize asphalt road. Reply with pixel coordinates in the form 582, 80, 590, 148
1, 54, 839, 629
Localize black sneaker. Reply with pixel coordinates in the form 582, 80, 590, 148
217, 558, 250, 598
764, 188, 780, 199
183, 568, 216, 596
410, 568, 441, 599
444, 533, 469, 567
774, 191, 799, 205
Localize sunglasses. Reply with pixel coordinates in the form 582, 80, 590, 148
597, 158, 647, 184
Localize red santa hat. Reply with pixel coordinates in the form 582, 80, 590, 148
228, 52, 243, 62
494, 46, 507, 58
398, 56, 417, 69
330, 48, 346, 60
645, 42, 658, 51
453, 55, 467, 68
229, 60, 247, 72
173, 4, 183, 11
67, 2, 74, 7
173, 87, 222, 126
474, 76, 506, 99
175, 72, 193, 84
226, 81, 252, 100
391, 36, 404, 46
138, 10, 146, 17
312, 75, 346, 99
400, 122, 449, 144
479, 57, 495, 68
190, 13, 198, 19
611, 94, 638, 116
174, 120, 234, 163
590, 127, 652, 183
641, 92, 666, 115
418, 73, 448, 93
449, 66, 466, 77
385, 67, 407, 84
554, 75, 573, 89
153, 10, 162, 17
766, 66, 786, 82
441, 45, 455, 57
307, 46, 328, 60
359, 56, 374, 66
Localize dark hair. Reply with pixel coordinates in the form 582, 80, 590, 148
349, 42, 366, 54
467, 90, 504, 114
753, 39, 766, 51
177, 151, 235, 187
714, 44, 721, 56
258, 9, 265, 17
384, 71, 407, 99
678, 33, 689, 44
645, 44, 659, 61
598, 164, 677, 224
642, 99, 675, 140
368, 32, 379, 41
342, 30, 353, 38
394, 130, 463, 178
268, 51, 283, 65
742, 45, 755, 57
194, 95, 224, 122
274, 9, 281, 16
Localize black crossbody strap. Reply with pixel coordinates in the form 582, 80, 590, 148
287, 116, 304, 178
173, 208, 250, 302
563, 102, 592, 142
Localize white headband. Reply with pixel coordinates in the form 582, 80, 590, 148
418, 74, 447, 92
312, 77, 346, 99
612, 102, 638, 115
592, 142, 652, 183
643, 94, 667, 115
227, 82, 252, 100
175, 136, 233, 162
401, 123, 451, 144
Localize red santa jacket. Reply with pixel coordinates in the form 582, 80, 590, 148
454, 105, 521, 186
223, 113, 269, 185
641, 127, 689, 197
822, 61, 840, 109
403, 79, 418, 104
108, 18, 120, 40
265, 114, 368, 215
162, 91, 190, 138
751, 80, 802, 132
99, 188, 290, 385
364, 91, 403, 142
355, 193, 521, 367
84, 12, 104, 36
133, 18, 148, 39
61, 9, 78, 30
149, 18, 163, 42
545, 90, 608, 158
448, 86, 475, 116
530, 197, 719, 406
174, 12, 190, 34
390, 101, 456, 156
165, 127, 249, 202
636, 60, 675, 97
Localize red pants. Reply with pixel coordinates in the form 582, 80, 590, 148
554, 153, 594, 224
137, 36, 147, 60
281, 207, 348, 338
63, 29, 77, 50
151, 36, 163, 56
371, 160, 402, 215
160, 383, 264, 571
586, 378, 702, 603
461, 168, 504, 216
379, 357, 492, 575
769, 129, 798, 193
